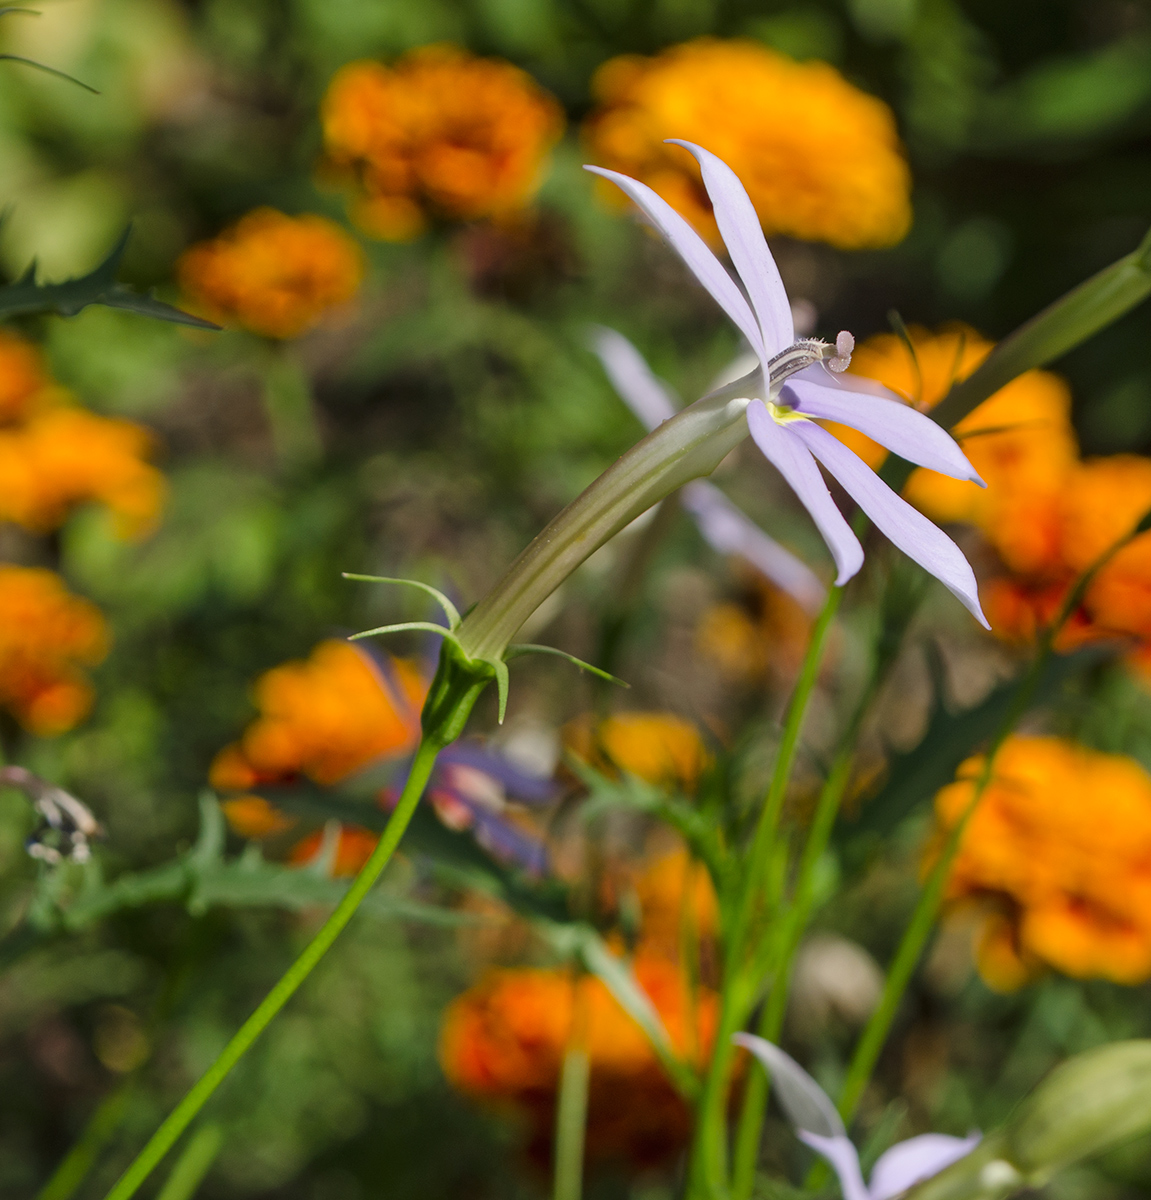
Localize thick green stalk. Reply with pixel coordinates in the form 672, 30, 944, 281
456, 374, 759, 662
686, 585, 843, 1200
100, 737, 442, 1200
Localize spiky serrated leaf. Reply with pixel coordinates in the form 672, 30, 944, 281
0, 228, 218, 327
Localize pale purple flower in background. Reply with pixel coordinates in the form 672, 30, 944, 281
734, 1034, 981, 1200
586, 142, 989, 627
590, 326, 826, 614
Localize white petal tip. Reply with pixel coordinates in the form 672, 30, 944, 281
972, 471, 988, 489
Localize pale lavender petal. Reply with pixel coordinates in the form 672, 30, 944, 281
792, 362, 902, 401
785, 378, 985, 484
584, 165, 767, 365
666, 141, 793, 355
798, 1132, 870, 1200
789, 421, 989, 627
681, 481, 826, 613
746, 402, 863, 587
733, 1034, 845, 1138
868, 1133, 982, 1200
589, 325, 679, 431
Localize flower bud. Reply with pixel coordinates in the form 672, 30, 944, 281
1007, 1040, 1151, 1178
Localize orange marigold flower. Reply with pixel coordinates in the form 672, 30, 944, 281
565, 711, 709, 792
935, 735, 1151, 990
440, 952, 717, 1166
0, 566, 109, 736
321, 46, 564, 240
0, 407, 166, 538
0, 329, 63, 425
177, 208, 364, 338
210, 640, 426, 794
583, 39, 911, 250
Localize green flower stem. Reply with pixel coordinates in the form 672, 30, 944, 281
687, 585, 843, 1200
456, 374, 758, 663
261, 347, 322, 469
100, 736, 443, 1200
554, 994, 591, 1200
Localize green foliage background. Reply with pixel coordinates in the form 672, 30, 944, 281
2, 0, 1151, 1197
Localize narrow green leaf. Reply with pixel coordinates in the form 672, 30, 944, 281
505, 643, 629, 687
342, 574, 461, 630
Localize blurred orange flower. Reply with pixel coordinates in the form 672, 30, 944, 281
565, 711, 709, 792
0, 330, 165, 538
0, 329, 64, 425
0, 566, 109, 736
321, 46, 564, 241
211, 640, 425, 792
440, 950, 717, 1167
935, 735, 1151, 990
0, 408, 167, 538
583, 39, 911, 250
177, 208, 364, 338
211, 640, 427, 866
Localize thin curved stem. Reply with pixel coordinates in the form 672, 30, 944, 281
100, 738, 442, 1200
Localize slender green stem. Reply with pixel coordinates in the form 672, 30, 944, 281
154, 1124, 222, 1200
101, 738, 442, 1200
554, 1037, 590, 1200
37, 1081, 135, 1200
687, 585, 843, 1200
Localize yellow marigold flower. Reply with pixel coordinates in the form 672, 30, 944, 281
584, 38, 911, 250
321, 46, 564, 240
177, 208, 364, 339
210, 640, 425, 797
0, 566, 109, 736
564, 711, 709, 791
0, 407, 166, 538
841, 324, 1079, 576
439, 952, 717, 1167
0, 329, 63, 425
935, 735, 1151, 990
